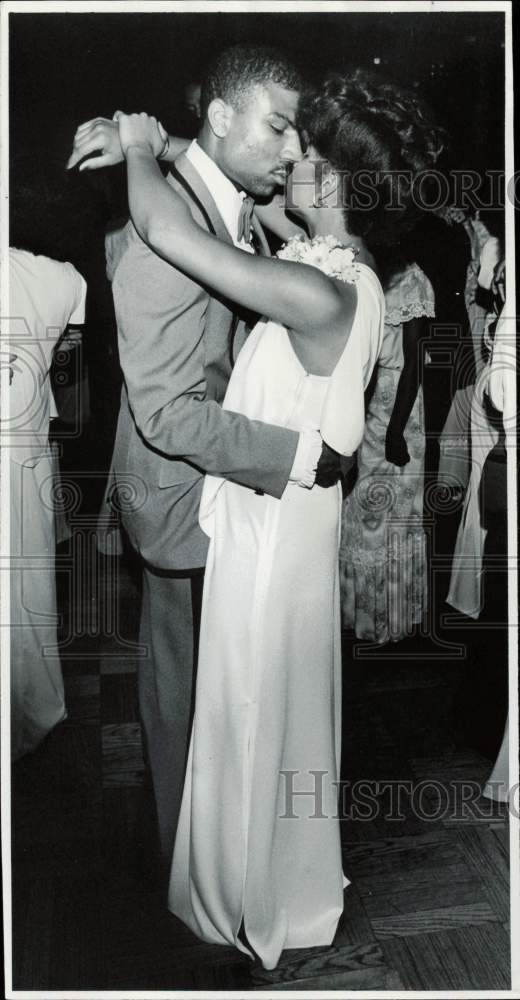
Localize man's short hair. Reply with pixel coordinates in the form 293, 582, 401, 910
200, 45, 302, 118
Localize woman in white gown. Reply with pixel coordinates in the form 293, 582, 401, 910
117, 71, 444, 968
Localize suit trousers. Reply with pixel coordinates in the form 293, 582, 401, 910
138, 565, 203, 885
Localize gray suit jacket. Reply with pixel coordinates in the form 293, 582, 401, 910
109, 152, 299, 571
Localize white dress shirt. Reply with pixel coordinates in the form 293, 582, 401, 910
186, 140, 254, 253
186, 140, 321, 487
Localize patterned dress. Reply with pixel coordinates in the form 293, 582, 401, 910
339, 263, 435, 644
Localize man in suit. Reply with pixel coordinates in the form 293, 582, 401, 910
68, 45, 340, 886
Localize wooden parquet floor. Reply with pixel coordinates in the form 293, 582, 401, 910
10, 513, 511, 992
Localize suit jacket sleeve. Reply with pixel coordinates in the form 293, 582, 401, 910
112, 226, 299, 499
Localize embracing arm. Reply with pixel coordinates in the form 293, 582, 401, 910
385, 317, 428, 466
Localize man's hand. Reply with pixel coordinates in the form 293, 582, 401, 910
67, 111, 167, 171
315, 441, 342, 488
67, 115, 123, 171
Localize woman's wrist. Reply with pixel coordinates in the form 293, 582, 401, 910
124, 142, 155, 158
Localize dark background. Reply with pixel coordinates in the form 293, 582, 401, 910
10, 9, 505, 172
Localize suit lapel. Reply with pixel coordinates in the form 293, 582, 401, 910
169, 154, 237, 401
169, 153, 235, 247
168, 154, 271, 378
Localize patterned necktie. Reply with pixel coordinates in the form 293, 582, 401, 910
237, 196, 255, 244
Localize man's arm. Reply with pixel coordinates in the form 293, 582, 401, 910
113, 232, 299, 499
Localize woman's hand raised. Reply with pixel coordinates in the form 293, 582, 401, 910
117, 112, 168, 159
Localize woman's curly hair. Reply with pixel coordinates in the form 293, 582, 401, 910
297, 69, 447, 249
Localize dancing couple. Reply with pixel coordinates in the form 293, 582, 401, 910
69, 45, 442, 969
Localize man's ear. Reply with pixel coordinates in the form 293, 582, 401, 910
207, 98, 234, 139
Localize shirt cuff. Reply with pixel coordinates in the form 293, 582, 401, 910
289, 430, 322, 489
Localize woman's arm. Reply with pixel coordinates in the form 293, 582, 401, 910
155, 134, 190, 162
385, 316, 428, 466
122, 118, 354, 340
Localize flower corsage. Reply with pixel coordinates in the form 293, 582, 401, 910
277, 235, 360, 285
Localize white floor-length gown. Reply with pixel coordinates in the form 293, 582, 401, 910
168, 262, 384, 969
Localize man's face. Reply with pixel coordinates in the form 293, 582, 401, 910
217, 81, 302, 196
